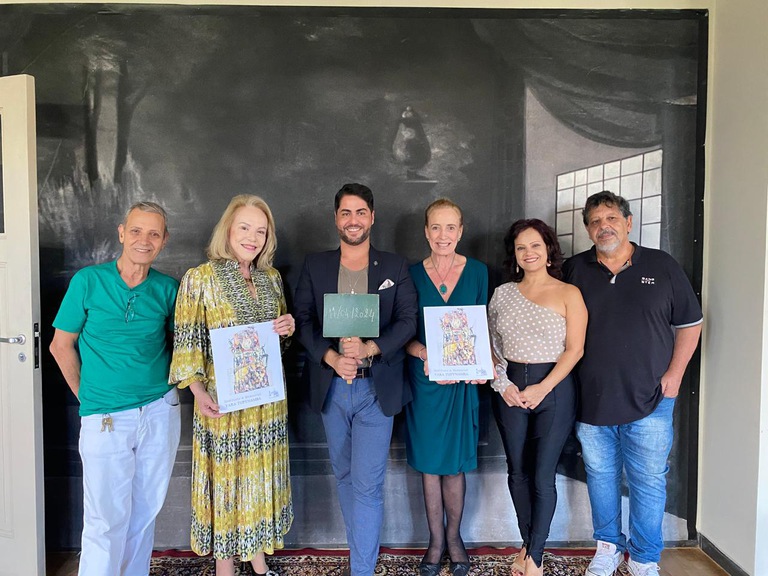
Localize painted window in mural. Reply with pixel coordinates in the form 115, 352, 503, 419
556, 149, 663, 257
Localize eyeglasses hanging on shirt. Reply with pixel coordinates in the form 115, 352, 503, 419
125, 293, 140, 323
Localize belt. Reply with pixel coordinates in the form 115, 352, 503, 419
354, 367, 371, 379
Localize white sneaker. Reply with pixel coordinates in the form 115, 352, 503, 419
627, 558, 660, 576
585, 540, 623, 576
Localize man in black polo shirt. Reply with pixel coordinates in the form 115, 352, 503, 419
563, 191, 702, 576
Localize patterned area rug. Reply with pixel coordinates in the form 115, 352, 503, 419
148, 550, 637, 576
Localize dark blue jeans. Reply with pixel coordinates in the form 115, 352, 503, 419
493, 362, 576, 566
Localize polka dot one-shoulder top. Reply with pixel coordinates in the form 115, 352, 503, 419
488, 282, 566, 364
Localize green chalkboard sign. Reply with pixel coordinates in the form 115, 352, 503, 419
322, 293, 380, 338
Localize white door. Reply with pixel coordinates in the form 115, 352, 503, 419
0, 74, 45, 576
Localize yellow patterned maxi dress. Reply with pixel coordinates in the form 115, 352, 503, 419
169, 259, 293, 560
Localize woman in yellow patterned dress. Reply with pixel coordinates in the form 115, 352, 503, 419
170, 195, 294, 576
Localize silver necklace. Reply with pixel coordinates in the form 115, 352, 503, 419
342, 265, 367, 294
430, 253, 456, 295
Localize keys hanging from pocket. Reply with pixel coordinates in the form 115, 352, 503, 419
100, 414, 114, 433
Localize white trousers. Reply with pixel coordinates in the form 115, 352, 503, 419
78, 388, 181, 576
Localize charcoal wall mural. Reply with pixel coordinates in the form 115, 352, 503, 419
0, 4, 706, 550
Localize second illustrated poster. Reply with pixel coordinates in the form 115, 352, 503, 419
424, 305, 493, 382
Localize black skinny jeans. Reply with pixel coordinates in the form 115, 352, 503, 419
493, 361, 576, 566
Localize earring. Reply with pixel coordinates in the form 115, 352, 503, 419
547, 260, 551, 267
516, 264, 520, 274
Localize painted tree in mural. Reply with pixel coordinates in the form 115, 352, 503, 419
74, 16, 226, 185
3, 12, 228, 268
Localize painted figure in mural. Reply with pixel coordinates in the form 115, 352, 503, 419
294, 183, 417, 576
403, 198, 489, 576
49, 201, 181, 576
169, 195, 294, 576
488, 219, 588, 576
563, 191, 702, 576
392, 105, 432, 180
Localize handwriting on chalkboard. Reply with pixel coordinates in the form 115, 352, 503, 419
323, 294, 380, 338
325, 305, 377, 322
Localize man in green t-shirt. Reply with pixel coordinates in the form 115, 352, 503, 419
50, 201, 180, 576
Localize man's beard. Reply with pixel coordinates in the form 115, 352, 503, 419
339, 227, 370, 246
595, 231, 621, 255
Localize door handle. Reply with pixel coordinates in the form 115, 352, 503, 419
0, 334, 26, 345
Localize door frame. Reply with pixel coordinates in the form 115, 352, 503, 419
0, 73, 45, 576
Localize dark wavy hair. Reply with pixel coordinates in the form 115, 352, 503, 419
334, 182, 374, 212
582, 190, 631, 225
504, 219, 564, 281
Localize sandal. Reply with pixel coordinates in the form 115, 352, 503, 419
511, 546, 527, 575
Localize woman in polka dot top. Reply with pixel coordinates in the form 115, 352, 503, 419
488, 218, 587, 576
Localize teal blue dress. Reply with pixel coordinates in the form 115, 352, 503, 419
405, 257, 489, 475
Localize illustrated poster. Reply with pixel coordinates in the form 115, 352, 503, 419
210, 321, 285, 413
423, 305, 493, 382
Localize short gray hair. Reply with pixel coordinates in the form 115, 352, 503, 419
582, 190, 632, 226
123, 201, 169, 235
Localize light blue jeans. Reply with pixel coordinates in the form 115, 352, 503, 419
322, 377, 394, 576
575, 396, 675, 564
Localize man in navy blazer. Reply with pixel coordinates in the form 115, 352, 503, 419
295, 183, 417, 576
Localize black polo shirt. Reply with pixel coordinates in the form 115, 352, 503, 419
563, 244, 702, 426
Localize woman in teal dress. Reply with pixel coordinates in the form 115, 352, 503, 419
405, 198, 489, 576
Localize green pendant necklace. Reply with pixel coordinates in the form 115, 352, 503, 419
430, 252, 455, 295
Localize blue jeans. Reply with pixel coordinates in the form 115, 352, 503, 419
322, 377, 394, 576
575, 397, 675, 564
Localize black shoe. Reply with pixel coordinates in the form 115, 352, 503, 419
243, 561, 277, 576
419, 560, 443, 576
450, 561, 470, 576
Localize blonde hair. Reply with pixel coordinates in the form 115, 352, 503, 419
424, 197, 463, 227
207, 195, 277, 269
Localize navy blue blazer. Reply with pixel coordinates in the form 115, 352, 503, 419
294, 246, 418, 417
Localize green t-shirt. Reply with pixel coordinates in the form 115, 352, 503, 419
53, 260, 179, 416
